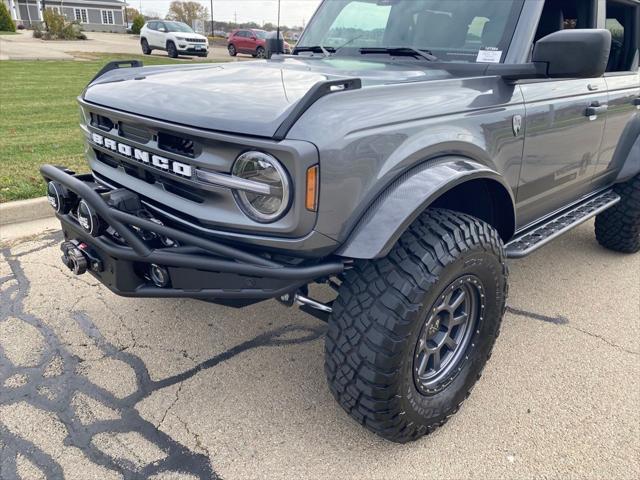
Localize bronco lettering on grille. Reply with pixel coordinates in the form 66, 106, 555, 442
91, 132, 193, 178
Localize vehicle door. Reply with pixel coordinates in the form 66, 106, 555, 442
592, 0, 640, 186
146, 21, 159, 47
155, 22, 168, 47
517, 0, 609, 227
236, 31, 249, 52
246, 31, 259, 53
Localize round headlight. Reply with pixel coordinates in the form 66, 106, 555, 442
232, 151, 291, 222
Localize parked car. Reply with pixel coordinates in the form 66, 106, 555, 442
43, 0, 639, 444
227, 29, 291, 57
140, 21, 209, 58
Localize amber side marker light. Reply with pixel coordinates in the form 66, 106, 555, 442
306, 165, 319, 212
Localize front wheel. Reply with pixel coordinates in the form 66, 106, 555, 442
141, 38, 152, 55
595, 174, 640, 253
167, 41, 178, 58
325, 209, 508, 443
256, 46, 266, 58
228, 44, 237, 56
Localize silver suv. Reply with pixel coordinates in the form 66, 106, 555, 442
140, 21, 209, 58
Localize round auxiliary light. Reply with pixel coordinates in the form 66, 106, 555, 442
77, 200, 105, 237
47, 181, 76, 214
231, 151, 291, 223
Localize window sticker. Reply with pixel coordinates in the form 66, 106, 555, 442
476, 48, 503, 63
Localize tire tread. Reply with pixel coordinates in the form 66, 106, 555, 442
595, 175, 640, 253
325, 209, 508, 443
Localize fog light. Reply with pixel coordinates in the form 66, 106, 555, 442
77, 200, 105, 237
150, 264, 170, 288
47, 181, 76, 214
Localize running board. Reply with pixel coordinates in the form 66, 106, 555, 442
506, 190, 620, 259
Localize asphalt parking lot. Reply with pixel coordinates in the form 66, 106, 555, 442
0, 219, 638, 480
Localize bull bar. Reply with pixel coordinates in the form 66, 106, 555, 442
40, 165, 345, 302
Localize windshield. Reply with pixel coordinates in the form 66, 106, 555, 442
297, 0, 525, 63
165, 22, 195, 33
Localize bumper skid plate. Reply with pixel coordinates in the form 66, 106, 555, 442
41, 165, 344, 304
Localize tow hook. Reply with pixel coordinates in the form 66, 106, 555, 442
60, 242, 102, 275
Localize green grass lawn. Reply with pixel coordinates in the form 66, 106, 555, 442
0, 31, 19, 35
0, 53, 219, 203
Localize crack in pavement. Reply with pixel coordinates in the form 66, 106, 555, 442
0, 238, 326, 479
506, 306, 639, 356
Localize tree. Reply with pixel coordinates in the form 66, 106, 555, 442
144, 11, 162, 21
166, 1, 208, 26
0, 2, 16, 32
131, 14, 144, 34
126, 7, 140, 20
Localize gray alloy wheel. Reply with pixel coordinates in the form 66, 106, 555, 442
413, 275, 483, 394
256, 46, 266, 58
228, 44, 237, 56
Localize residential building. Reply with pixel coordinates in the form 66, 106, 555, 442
3, 0, 127, 33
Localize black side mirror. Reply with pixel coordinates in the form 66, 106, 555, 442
533, 29, 612, 78
487, 29, 612, 80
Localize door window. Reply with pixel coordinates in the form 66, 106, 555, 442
605, 1, 639, 72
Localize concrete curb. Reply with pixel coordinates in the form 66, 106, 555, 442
0, 197, 54, 226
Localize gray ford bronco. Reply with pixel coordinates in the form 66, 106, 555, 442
42, 0, 640, 443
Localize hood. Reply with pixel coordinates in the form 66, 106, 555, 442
176, 32, 208, 41
83, 57, 459, 138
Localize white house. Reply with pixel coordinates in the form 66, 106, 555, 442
3, 0, 128, 32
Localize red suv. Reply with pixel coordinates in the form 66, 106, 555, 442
227, 29, 291, 58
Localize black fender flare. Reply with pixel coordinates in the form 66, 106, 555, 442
337, 157, 516, 259
613, 113, 640, 183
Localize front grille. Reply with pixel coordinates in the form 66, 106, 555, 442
119, 122, 152, 144
94, 149, 205, 204
158, 131, 196, 158
93, 171, 208, 225
185, 38, 206, 43
91, 114, 114, 132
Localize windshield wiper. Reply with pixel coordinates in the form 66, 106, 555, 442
295, 45, 336, 56
359, 47, 438, 62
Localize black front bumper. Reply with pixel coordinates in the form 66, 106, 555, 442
41, 165, 344, 303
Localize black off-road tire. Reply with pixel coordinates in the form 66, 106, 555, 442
141, 38, 152, 55
167, 41, 178, 59
595, 174, 640, 254
325, 209, 508, 443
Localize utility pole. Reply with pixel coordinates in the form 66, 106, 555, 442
210, 0, 214, 36
276, 0, 281, 53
